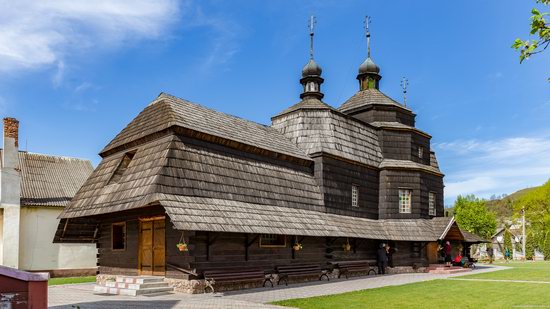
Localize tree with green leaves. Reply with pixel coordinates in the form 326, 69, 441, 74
514, 179, 550, 260
512, 0, 549, 81
525, 229, 536, 260
453, 195, 497, 239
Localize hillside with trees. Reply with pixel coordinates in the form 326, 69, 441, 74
486, 186, 540, 220
450, 180, 549, 260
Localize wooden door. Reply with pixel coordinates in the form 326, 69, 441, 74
427, 242, 439, 264
139, 218, 165, 276
152, 219, 166, 275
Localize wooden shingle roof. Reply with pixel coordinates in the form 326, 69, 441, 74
0, 150, 93, 207
370, 121, 431, 138
272, 97, 337, 119
101, 93, 311, 161
272, 109, 383, 166
61, 134, 324, 218
380, 159, 443, 176
163, 195, 450, 241
338, 89, 412, 113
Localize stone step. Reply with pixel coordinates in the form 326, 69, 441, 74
93, 285, 118, 295
119, 286, 174, 296
105, 281, 170, 290
115, 276, 165, 284
94, 284, 174, 296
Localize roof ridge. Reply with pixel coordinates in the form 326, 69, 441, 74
338, 88, 412, 112
160, 92, 273, 129
0, 149, 92, 163
272, 97, 336, 119
101, 93, 311, 161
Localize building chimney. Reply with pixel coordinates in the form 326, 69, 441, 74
1, 117, 21, 269
3, 117, 19, 148
3, 117, 19, 169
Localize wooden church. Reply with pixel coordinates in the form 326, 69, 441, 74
55, 18, 483, 293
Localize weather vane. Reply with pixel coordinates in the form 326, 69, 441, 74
364, 16, 371, 58
309, 16, 317, 59
401, 77, 409, 107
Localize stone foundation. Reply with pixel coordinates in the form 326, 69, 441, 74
96, 274, 117, 286
163, 278, 206, 294
97, 265, 427, 294
386, 266, 427, 274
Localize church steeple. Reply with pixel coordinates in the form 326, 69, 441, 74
300, 16, 324, 100
357, 16, 381, 91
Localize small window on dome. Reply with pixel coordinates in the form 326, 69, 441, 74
368, 79, 375, 89
108, 151, 136, 185
305, 81, 318, 92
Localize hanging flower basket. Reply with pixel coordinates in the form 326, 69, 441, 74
293, 243, 303, 251
176, 242, 188, 252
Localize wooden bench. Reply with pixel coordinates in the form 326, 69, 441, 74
203, 267, 272, 293
330, 260, 377, 279
275, 264, 329, 286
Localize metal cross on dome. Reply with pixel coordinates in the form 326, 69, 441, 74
401, 77, 409, 107
364, 16, 371, 58
308, 16, 317, 59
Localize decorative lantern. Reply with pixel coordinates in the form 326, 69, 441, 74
343, 238, 352, 253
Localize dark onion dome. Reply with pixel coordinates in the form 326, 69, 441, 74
358, 57, 380, 75
302, 59, 322, 77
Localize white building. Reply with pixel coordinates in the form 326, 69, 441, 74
0, 117, 97, 276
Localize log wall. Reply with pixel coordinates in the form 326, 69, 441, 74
379, 170, 444, 219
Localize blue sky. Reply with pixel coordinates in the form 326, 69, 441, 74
1, 0, 549, 206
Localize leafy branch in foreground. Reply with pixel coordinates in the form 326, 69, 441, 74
513, 0, 549, 62
512, 0, 549, 81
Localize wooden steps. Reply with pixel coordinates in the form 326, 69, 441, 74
94, 276, 173, 296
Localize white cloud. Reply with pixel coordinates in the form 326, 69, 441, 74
52, 61, 66, 88
436, 134, 550, 204
0, 0, 180, 73
181, 6, 240, 71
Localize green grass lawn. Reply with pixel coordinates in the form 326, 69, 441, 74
48, 276, 96, 286
459, 261, 550, 282
273, 262, 550, 309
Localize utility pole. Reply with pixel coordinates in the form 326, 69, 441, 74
522, 207, 526, 260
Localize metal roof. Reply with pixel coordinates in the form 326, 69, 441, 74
0, 150, 93, 207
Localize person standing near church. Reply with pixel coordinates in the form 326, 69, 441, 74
377, 243, 388, 274
444, 241, 452, 267
487, 246, 494, 264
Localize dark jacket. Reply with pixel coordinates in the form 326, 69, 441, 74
377, 247, 388, 262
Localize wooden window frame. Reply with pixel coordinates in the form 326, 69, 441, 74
399, 189, 412, 214
259, 234, 286, 248
111, 222, 127, 251
351, 184, 359, 207
429, 192, 437, 216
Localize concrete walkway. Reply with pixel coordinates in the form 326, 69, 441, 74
49, 265, 507, 309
